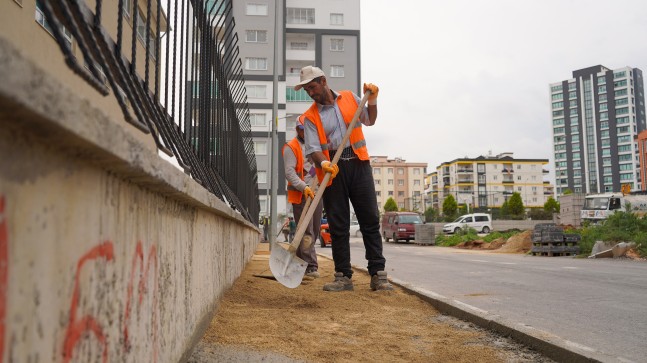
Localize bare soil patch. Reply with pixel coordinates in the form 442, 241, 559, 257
190, 244, 552, 362
456, 230, 533, 254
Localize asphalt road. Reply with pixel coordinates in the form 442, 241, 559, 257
318, 237, 647, 363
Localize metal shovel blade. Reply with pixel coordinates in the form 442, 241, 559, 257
269, 242, 307, 288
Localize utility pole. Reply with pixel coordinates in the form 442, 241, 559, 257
269, 0, 280, 247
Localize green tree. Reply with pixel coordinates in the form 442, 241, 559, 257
424, 207, 436, 222
442, 195, 458, 221
544, 197, 560, 214
500, 200, 509, 218
563, 188, 573, 195
384, 197, 398, 212
508, 192, 525, 219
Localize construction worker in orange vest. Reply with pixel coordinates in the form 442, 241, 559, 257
295, 65, 393, 292
282, 115, 322, 278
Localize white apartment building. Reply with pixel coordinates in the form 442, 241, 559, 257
433, 153, 554, 212
233, 0, 362, 217
371, 156, 427, 212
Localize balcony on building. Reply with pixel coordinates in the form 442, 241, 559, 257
285, 33, 316, 62
502, 163, 514, 173
543, 169, 550, 174
457, 176, 474, 184
502, 176, 514, 183
456, 163, 474, 174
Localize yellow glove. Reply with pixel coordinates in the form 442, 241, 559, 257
321, 160, 339, 179
363, 83, 379, 104
303, 186, 314, 199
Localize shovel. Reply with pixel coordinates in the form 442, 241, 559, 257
270, 91, 371, 288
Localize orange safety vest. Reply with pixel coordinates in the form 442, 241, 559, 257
282, 137, 305, 204
303, 90, 369, 185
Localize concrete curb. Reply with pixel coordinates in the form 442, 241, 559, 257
316, 253, 616, 363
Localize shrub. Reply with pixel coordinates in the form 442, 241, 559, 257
436, 228, 479, 247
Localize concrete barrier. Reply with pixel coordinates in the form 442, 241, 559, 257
430, 220, 554, 235
0, 38, 259, 362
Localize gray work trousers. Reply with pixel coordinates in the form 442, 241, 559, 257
292, 197, 322, 271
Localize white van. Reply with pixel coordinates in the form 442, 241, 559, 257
442, 213, 492, 234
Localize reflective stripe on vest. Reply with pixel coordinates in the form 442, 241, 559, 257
303, 90, 370, 185
282, 138, 304, 204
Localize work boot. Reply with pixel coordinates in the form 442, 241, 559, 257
305, 269, 320, 278
370, 271, 394, 291
323, 272, 353, 291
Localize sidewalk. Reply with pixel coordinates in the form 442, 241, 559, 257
188, 243, 551, 362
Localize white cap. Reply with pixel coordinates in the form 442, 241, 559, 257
294, 66, 325, 90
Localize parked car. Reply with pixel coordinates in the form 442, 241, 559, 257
320, 223, 332, 247
442, 213, 492, 234
349, 221, 362, 237
381, 212, 423, 243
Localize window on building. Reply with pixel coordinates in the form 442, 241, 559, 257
290, 42, 308, 50
330, 38, 344, 51
254, 140, 267, 155
388, 191, 393, 196
330, 65, 344, 78
397, 168, 404, 175
414, 180, 421, 186
398, 202, 404, 208
376, 191, 381, 196
413, 168, 420, 175
287, 8, 315, 24
257, 171, 267, 183
398, 191, 404, 197
388, 168, 393, 174
388, 179, 393, 185
330, 13, 344, 25
122, 0, 132, 18
373, 167, 381, 174
246, 3, 268, 16
247, 85, 267, 98
375, 179, 381, 185
245, 57, 268, 71
246, 30, 267, 43
398, 180, 404, 186
249, 113, 267, 127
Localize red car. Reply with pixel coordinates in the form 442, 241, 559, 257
319, 223, 332, 247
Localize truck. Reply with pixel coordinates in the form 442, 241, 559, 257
580, 192, 647, 223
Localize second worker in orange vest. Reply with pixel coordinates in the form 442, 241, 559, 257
295, 65, 393, 292
282, 115, 322, 278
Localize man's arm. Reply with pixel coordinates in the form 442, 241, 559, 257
283, 147, 307, 191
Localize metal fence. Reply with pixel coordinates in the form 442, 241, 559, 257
40, 0, 259, 223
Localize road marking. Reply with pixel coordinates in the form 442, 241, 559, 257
562, 267, 578, 270
498, 262, 517, 265
452, 300, 488, 314
469, 259, 490, 263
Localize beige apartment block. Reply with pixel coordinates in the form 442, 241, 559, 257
371, 156, 427, 212
432, 152, 554, 211
1, 0, 166, 151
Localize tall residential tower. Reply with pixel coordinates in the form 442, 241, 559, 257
233, 0, 361, 217
549, 66, 646, 196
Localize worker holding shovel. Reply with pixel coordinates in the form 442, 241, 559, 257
282, 115, 322, 278
295, 66, 393, 292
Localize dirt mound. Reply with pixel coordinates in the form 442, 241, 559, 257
455, 237, 508, 251
496, 230, 533, 254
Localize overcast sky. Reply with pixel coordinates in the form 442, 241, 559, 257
358, 0, 647, 179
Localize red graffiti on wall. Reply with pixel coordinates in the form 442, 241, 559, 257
123, 241, 158, 362
0, 196, 8, 361
62, 241, 114, 363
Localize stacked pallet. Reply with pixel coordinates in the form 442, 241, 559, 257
531, 223, 581, 256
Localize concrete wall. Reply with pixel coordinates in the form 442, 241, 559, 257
0, 38, 259, 362
429, 219, 554, 235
